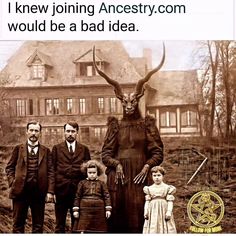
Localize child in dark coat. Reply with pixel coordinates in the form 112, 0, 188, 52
72, 160, 112, 233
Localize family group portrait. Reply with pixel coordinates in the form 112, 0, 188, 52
0, 40, 235, 233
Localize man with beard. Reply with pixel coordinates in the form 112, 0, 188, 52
5, 121, 55, 233
52, 122, 91, 233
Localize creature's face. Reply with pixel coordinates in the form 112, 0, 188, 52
121, 93, 138, 115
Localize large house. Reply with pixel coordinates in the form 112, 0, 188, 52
146, 70, 201, 137
0, 41, 202, 148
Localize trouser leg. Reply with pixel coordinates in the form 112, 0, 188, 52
55, 193, 76, 233
55, 198, 69, 233
30, 197, 45, 233
12, 198, 28, 233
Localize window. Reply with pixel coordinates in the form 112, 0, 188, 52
43, 127, 63, 144
110, 97, 117, 113
16, 99, 26, 116
160, 110, 176, 127
94, 127, 107, 141
32, 65, 45, 78
94, 127, 101, 138
87, 66, 93, 77
181, 110, 197, 127
79, 63, 96, 76
169, 111, 176, 126
28, 99, 33, 115
98, 97, 104, 113
80, 127, 90, 143
79, 98, 86, 114
66, 98, 74, 114
46, 99, 59, 115
28, 99, 34, 115
2, 100, 10, 116
101, 127, 107, 138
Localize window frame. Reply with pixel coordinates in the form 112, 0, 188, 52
45, 98, 59, 115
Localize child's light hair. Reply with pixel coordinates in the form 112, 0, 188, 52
81, 160, 104, 176
150, 166, 166, 175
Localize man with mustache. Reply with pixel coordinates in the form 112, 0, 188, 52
52, 122, 91, 233
5, 121, 55, 233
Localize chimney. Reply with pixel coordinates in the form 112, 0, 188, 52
143, 48, 152, 71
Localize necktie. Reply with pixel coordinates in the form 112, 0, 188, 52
28, 144, 38, 155
69, 145, 73, 154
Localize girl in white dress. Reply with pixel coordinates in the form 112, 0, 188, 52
143, 166, 177, 234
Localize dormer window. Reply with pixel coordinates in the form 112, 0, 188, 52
74, 49, 108, 77
26, 50, 53, 81
79, 62, 97, 76
33, 64, 45, 79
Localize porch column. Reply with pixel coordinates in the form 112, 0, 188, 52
177, 107, 181, 133
156, 108, 160, 129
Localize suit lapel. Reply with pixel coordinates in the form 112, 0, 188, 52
22, 142, 44, 165
38, 144, 45, 165
60, 141, 83, 160
61, 141, 72, 159
20, 143, 28, 164
73, 141, 83, 159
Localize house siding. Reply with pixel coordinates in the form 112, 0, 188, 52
1, 41, 202, 147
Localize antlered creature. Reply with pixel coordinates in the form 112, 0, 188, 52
93, 45, 165, 233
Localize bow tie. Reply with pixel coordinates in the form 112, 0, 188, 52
28, 144, 39, 149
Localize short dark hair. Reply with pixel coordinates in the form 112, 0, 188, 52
26, 121, 42, 131
150, 166, 166, 175
64, 122, 79, 131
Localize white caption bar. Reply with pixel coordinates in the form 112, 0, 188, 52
0, 0, 235, 40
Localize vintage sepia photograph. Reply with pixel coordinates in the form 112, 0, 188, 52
0, 40, 235, 233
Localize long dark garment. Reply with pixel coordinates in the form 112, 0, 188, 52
73, 198, 107, 233
102, 116, 163, 233
72, 179, 111, 233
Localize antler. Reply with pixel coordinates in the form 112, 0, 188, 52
93, 46, 123, 100
135, 43, 165, 99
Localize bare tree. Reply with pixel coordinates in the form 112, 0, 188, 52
199, 40, 236, 140
207, 41, 220, 138
0, 73, 12, 142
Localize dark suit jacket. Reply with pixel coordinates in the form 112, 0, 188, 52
52, 141, 91, 197
5, 143, 55, 199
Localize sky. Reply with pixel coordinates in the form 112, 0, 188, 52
0, 40, 201, 71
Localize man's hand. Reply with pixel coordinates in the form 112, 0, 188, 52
115, 164, 125, 185
106, 210, 111, 219
133, 164, 150, 184
45, 193, 55, 203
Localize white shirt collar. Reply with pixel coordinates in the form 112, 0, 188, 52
28, 140, 39, 146
27, 140, 39, 154
66, 140, 76, 152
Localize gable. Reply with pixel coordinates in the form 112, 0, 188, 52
73, 48, 108, 63
1, 41, 143, 87
26, 50, 53, 67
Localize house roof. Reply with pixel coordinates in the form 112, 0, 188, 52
146, 70, 201, 106
73, 48, 108, 63
26, 50, 53, 67
1, 41, 144, 88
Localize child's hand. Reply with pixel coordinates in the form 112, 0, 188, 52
73, 211, 79, 218
144, 214, 149, 220
106, 210, 111, 219
165, 211, 172, 221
